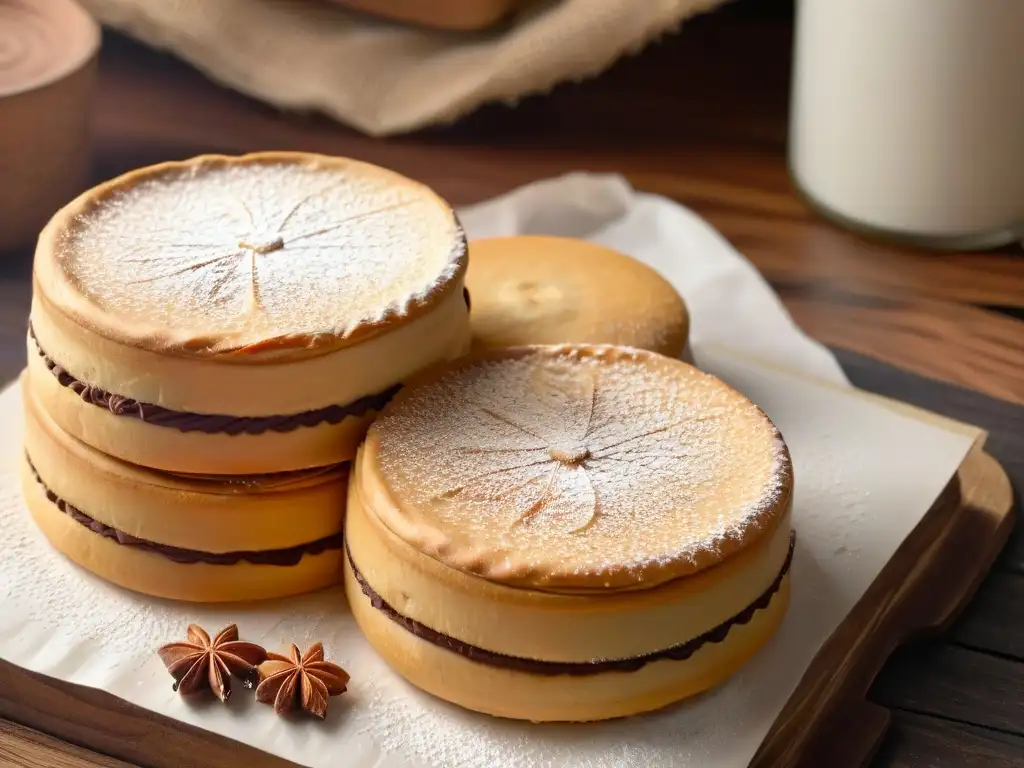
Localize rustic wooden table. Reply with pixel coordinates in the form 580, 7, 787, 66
0, 2, 1021, 766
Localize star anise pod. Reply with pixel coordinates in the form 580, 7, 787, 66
157, 624, 267, 702
255, 643, 350, 719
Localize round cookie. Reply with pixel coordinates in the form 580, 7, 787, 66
465, 236, 689, 358
345, 344, 793, 721
21, 373, 347, 602
29, 152, 471, 475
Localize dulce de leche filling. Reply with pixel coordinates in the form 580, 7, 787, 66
347, 532, 794, 676
31, 324, 397, 434
26, 457, 342, 566
27, 291, 470, 436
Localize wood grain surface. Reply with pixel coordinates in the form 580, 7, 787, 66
0, 721, 133, 768
0, 0, 1020, 765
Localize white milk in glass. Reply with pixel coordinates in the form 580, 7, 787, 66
789, 0, 1024, 249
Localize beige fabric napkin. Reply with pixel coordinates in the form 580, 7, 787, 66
79, 0, 729, 135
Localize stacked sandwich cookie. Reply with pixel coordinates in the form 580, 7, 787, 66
22, 152, 470, 602
345, 345, 793, 721
22, 382, 351, 602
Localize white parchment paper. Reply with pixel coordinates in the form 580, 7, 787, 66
0, 176, 975, 767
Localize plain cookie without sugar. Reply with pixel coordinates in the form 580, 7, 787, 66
465, 235, 690, 358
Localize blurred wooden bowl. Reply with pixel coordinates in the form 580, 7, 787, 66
0, 0, 99, 253
326, 0, 531, 30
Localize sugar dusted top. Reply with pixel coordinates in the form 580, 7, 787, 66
370, 345, 792, 590
36, 153, 465, 356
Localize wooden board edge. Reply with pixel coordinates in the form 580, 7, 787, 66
0, 661, 301, 768
752, 449, 1015, 767
0, 719, 137, 768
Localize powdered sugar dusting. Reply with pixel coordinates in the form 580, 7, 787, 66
56, 157, 463, 351
375, 347, 789, 586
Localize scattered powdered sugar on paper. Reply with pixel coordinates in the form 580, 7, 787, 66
0, 469, 193, 657
358, 680, 738, 768
375, 347, 788, 584
56, 158, 463, 347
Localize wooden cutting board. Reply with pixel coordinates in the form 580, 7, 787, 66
0, 414, 1014, 768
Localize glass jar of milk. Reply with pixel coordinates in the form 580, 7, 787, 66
789, 0, 1024, 250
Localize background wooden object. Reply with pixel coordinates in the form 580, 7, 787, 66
325, 0, 529, 30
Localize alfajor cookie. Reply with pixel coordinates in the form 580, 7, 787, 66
345, 344, 793, 722
28, 152, 470, 475
21, 373, 347, 602
464, 236, 690, 359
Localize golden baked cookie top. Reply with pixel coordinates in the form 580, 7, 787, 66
365, 345, 792, 590
34, 152, 466, 357
465, 235, 689, 356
